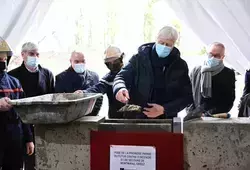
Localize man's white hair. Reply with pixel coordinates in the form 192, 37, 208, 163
157, 26, 179, 42
21, 42, 38, 52
70, 51, 85, 60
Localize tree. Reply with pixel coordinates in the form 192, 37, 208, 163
198, 46, 207, 55
104, 0, 119, 46
74, 8, 85, 49
143, 0, 159, 42
87, 20, 93, 48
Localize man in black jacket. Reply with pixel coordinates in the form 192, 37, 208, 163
187, 42, 235, 116
113, 26, 193, 119
55, 51, 103, 116
8, 42, 55, 170
8, 42, 55, 97
75, 46, 125, 118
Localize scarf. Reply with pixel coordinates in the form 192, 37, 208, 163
200, 60, 224, 98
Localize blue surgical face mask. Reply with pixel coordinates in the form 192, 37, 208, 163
206, 57, 221, 67
73, 63, 85, 73
26, 56, 39, 68
155, 43, 172, 58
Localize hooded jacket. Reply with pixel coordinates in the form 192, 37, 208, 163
85, 72, 124, 118
113, 43, 193, 119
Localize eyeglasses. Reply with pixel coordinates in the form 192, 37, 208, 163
28, 51, 39, 57
208, 53, 221, 59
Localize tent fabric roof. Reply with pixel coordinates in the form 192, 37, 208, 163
165, 0, 250, 74
1, 0, 250, 74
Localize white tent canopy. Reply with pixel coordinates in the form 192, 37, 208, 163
0, 0, 53, 51
165, 0, 250, 74
1, 0, 250, 74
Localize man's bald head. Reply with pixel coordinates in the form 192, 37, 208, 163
70, 51, 86, 67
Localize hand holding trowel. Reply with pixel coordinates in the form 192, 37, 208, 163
116, 88, 130, 104
118, 104, 142, 113
116, 88, 142, 118
118, 103, 142, 119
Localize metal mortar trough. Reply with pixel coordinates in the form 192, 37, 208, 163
9, 93, 103, 124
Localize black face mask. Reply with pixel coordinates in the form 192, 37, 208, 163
0, 62, 7, 71
105, 58, 123, 73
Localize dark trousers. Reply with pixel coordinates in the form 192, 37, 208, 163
0, 125, 24, 170
24, 125, 35, 170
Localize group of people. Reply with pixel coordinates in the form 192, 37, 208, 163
0, 25, 247, 169
0, 36, 126, 169
113, 26, 236, 119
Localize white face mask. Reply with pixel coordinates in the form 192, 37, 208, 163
26, 56, 39, 68
73, 63, 85, 73
155, 43, 172, 58
206, 56, 221, 67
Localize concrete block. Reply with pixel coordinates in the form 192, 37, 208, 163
35, 116, 104, 170
98, 119, 172, 132
35, 116, 250, 170
184, 118, 250, 170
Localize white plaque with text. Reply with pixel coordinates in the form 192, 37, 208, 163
110, 145, 156, 170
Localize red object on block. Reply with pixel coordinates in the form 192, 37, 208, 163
91, 131, 183, 170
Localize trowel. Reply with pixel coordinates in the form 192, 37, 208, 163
206, 113, 231, 118
184, 104, 231, 122
118, 104, 142, 113
183, 106, 204, 122
118, 104, 142, 119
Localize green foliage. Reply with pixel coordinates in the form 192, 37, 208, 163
72, 0, 207, 57
198, 46, 207, 55
105, 0, 119, 45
